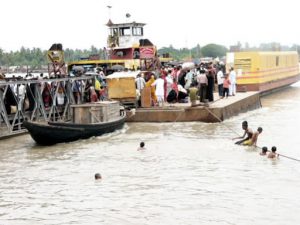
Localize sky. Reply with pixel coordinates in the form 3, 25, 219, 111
0, 0, 300, 52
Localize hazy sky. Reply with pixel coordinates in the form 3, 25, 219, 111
1, 0, 299, 52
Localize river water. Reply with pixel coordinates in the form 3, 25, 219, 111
1, 83, 300, 225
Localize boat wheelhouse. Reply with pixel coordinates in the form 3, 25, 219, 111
68, 20, 171, 73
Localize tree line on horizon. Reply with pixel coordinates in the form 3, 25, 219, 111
159, 42, 300, 60
0, 42, 299, 70
0, 46, 101, 70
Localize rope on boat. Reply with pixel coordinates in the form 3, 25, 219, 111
203, 105, 300, 163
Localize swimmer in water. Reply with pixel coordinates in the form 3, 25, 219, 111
260, 146, 268, 155
243, 127, 263, 147
268, 146, 278, 159
137, 142, 146, 151
95, 173, 102, 180
233, 121, 253, 145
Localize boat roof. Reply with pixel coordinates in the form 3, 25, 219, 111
106, 70, 141, 79
107, 21, 146, 28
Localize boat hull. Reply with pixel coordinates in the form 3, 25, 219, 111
23, 115, 126, 145
237, 74, 300, 93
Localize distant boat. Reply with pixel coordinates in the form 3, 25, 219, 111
23, 101, 126, 145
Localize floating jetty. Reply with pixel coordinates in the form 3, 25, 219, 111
126, 92, 261, 123
0, 74, 261, 140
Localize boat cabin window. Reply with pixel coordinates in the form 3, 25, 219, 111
133, 49, 140, 59
119, 27, 131, 36
276, 56, 279, 66
110, 28, 118, 36
132, 27, 143, 36
116, 50, 125, 57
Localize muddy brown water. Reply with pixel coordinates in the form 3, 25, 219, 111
1, 83, 300, 225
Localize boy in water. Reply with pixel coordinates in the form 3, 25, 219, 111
260, 146, 268, 155
268, 146, 278, 159
233, 121, 253, 145
95, 173, 102, 180
137, 142, 146, 151
243, 127, 263, 147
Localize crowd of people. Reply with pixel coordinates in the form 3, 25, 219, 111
72, 67, 108, 104
0, 68, 108, 115
135, 62, 238, 107
1, 61, 240, 113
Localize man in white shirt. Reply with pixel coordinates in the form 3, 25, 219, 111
229, 67, 236, 96
135, 73, 146, 92
184, 69, 194, 90
166, 70, 173, 96
151, 74, 165, 106
197, 70, 208, 102
135, 73, 146, 107
217, 68, 224, 97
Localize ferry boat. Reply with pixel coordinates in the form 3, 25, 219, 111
68, 20, 171, 73
227, 51, 300, 93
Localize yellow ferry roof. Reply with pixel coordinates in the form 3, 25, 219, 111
232, 51, 298, 56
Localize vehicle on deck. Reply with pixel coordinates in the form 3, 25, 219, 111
105, 70, 140, 108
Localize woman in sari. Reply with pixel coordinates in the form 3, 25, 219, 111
146, 75, 157, 106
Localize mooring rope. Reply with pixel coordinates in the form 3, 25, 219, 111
254, 145, 300, 162
203, 105, 300, 162
173, 108, 185, 123
203, 106, 241, 137
275, 153, 300, 162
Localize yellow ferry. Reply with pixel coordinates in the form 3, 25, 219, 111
226, 51, 300, 92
